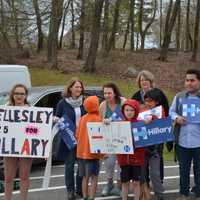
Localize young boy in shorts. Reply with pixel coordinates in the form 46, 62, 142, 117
76, 96, 102, 200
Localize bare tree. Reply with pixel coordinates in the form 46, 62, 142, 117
159, 0, 181, 61
191, 0, 200, 61
32, 0, 44, 52
159, 0, 163, 48
130, 0, 135, 50
70, 0, 75, 49
138, 0, 157, 50
83, 0, 104, 72
0, 0, 11, 48
105, 0, 122, 55
59, 0, 71, 49
185, 0, 192, 51
47, 0, 64, 69
102, 0, 109, 52
77, 0, 86, 59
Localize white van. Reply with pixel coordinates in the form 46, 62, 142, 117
0, 65, 31, 93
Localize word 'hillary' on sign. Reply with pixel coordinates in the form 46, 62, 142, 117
0, 137, 49, 157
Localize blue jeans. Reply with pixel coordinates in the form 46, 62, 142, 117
64, 148, 82, 193
176, 144, 200, 197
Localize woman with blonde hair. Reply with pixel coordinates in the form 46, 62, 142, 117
4, 84, 32, 200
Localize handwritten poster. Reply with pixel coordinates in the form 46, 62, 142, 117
87, 122, 134, 154
0, 106, 53, 158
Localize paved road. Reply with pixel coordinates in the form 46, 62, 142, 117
0, 161, 196, 200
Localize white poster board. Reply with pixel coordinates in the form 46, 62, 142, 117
138, 105, 162, 120
87, 121, 134, 154
0, 106, 53, 158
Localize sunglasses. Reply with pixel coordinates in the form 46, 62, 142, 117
14, 92, 26, 96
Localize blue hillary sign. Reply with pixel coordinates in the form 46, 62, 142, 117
57, 114, 77, 150
110, 108, 124, 122
132, 117, 174, 148
181, 98, 200, 123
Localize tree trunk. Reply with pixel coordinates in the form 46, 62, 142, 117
159, 0, 163, 48
102, 0, 109, 52
77, 0, 86, 59
106, 0, 122, 55
0, 0, 11, 48
123, 14, 130, 50
130, 0, 135, 50
139, 0, 157, 50
32, 0, 44, 52
83, 0, 104, 72
191, 0, 200, 61
185, 0, 191, 50
59, 0, 71, 49
70, 0, 76, 49
159, 0, 181, 61
176, 1, 181, 51
47, 0, 64, 69
11, 0, 22, 49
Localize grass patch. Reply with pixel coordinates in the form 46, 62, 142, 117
30, 67, 175, 161
30, 68, 137, 98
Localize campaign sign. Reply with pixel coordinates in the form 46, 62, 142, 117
57, 114, 76, 150
181, 98, 200, 123
132, 117, 174, 148
138, 106, 162, 120
0, 106, 53, 158
87, 122, 134, 154
110, 110, 124, 121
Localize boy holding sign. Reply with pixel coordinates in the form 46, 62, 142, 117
117, 99, 145, 200
76, 96, 102, 200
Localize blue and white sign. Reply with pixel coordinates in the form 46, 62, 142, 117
110, 110, 124, 122
132, 117, 174, 148
181, 98, 200, 123
138, 106, 162, 120
57, 114, 76, 150
87, 122, 134, 154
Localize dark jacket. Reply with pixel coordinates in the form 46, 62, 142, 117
56, 98, 86, 160
132, 88, 169, 116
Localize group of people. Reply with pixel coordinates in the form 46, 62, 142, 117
2, 68, 200, 200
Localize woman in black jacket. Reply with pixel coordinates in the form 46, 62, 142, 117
132, 70, 172, 184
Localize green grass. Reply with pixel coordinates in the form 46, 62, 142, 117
30, 68, 137, 98
30, 67, 174, 160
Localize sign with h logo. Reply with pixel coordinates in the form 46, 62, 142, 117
132, 117, 174, 148
181, 98, 200, 123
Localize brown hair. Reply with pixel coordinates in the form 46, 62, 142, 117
136, 70, 155, 88
103, 82, 122, 104
9, 84, 29, 105
63, 78, 84, 98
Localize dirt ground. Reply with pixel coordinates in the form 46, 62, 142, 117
6, 49, 200, 92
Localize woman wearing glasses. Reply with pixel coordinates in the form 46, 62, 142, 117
3, 84, 32, 200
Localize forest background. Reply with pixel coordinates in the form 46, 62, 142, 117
0, 0, 200, 94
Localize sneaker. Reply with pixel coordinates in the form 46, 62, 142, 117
175, 194, 190, 200
110, 187, 121, 196
191, 186, 196, 193
101, 183, 114, 196
75, 191, 82, 198
67, 191, 75, 200
154, 193, 164, 200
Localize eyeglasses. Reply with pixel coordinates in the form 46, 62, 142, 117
14, 92, 26, 96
